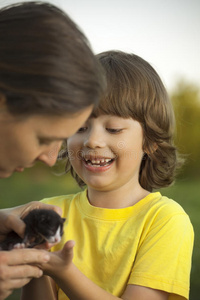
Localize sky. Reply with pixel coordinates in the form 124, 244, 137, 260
1, 0, 200, 91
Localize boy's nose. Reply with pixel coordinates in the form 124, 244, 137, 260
83, 130, 106, 149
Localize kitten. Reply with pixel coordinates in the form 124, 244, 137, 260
0, 209, 65, 250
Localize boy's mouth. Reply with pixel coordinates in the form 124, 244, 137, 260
83, 157, 114, 167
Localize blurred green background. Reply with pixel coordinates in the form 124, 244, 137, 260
0, 81, 199, 300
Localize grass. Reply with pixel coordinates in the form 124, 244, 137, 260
161, 179, 200, 300
0, 166, 81, 208
0, 167, 199, 300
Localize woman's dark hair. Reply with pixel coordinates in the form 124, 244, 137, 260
0, 1, 105, 116
66, 50, 183, 191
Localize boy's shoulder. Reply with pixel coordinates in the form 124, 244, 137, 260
150, 192, 186, 214
145, 192, 191, 226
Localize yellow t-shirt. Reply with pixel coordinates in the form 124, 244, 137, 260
41, 190, 194, 300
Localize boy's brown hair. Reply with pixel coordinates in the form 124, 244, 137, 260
66, 50, 182, 192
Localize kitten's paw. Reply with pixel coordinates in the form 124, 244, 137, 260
13, 243, 26, 249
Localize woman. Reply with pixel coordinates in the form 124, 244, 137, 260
0, 2, 104, 299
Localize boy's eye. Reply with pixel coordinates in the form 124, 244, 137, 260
77, 127, 87, 133
106, 128, 122, 134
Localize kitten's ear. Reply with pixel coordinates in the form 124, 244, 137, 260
62, 218, 66, 223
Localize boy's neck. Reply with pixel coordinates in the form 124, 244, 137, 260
87, 184, 150, 209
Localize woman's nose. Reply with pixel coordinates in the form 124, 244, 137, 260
37, 142, 62, 167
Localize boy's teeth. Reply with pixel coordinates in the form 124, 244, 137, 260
91, 159, 100, 164
105, 159, 110, 163
85, 157, 112, 166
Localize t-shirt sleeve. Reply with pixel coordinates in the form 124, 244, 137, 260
128, 212, 194, 299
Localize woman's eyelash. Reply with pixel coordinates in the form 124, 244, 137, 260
39, 138, 52, 145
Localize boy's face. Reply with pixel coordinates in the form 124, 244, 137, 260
67, 115, 144, 199
0, 106, 92, 178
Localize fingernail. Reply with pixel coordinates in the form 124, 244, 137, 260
43, 254, 50, 262
38, 270, 43, 277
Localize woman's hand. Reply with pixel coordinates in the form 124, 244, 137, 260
0, 248, 50, 300
0, 202, 62, 299
0, 201, 62, 241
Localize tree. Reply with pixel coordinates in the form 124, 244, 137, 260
171, 81, 200, 177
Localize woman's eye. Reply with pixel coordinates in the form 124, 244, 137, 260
106, 128, 122, 134
38, 138, 52, 145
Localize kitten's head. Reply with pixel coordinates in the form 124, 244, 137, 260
24, 209, 66, 244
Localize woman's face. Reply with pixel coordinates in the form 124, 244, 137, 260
0, 106, 92, 178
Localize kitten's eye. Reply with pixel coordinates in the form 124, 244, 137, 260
106, 128, 122, 134
48, 230, 55, 236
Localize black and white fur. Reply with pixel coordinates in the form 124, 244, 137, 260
0, 209, 65, 250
